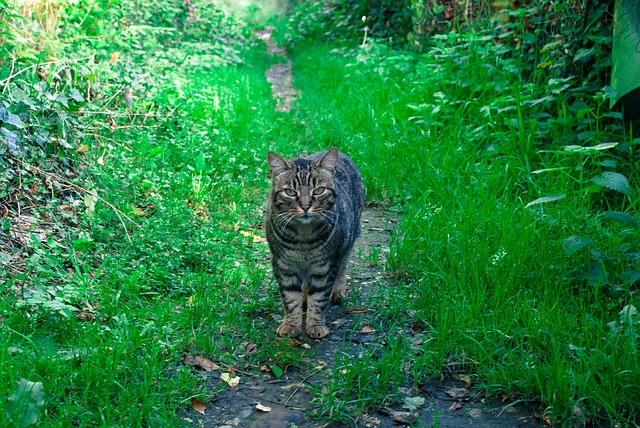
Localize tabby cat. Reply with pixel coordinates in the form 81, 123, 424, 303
266, 148, 365, 339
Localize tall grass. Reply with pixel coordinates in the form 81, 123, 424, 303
289, 38, 639, 424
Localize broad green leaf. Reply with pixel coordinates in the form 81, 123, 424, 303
402, 395, 425, 411
602, 211, 638, 227
84, 189, 98, 218
592, 172, 632, 195
620, 270, 640, 285
525, 194, 565, 208
69, 88, 85, 103
6, 379, 45, 427
619, 304, 638, 322
563, 235, 593, 255
269, 364, 283, 378
573, 47, 594, 63
595, 159, 617, 168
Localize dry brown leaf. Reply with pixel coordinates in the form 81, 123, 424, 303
344, 308, 370, 314
221, 372, 240, 387
379, 407, 418, 424
132, 207, 147, 217
443, 387, 471, 400
256, 403, 272, 412
182, 355, 220, 372
286, 338, 311, 349
244, 343, 258, 354
75, 311, 95, 321
360, 325, 376, 334
456, 374, 473, 389
76, 145, 89, 154
191, 398, 206, 415
535, 410, 555, 425
447, 402, 463, 412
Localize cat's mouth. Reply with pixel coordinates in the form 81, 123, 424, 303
296, 211, 315, 224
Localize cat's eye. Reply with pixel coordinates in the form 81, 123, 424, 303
313, 187, 325, 195
283, 188, 297, 197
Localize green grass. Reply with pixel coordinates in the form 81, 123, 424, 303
1, 8, 639, 428
286, 39, 639, 425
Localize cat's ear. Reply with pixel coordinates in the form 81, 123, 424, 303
314, 147, 338, 173
268, 151, 292, 176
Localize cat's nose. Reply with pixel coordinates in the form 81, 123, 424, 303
300, 205, 311, 212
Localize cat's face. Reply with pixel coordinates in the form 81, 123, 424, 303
268, 149, 338, 225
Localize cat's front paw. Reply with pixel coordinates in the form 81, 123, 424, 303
277, 324, 301, 337
306, 325, 329, 339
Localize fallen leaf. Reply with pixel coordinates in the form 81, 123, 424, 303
244, 342, 258, 354
468, 408, 482, 419
443, 387, 470, 400
269, 365, 284, 378
456, 375, 473, 389
132, 207, 147, 217
76, 144, 89, 154
75, 311, 95, 321
379, 407, 418, 424
360, 325, 376, 334
191, 397, 206, 414
109, 52, 120, 63
535, 410, 555, 425
402, 396, 425, 411
286, 338, 311, 349
238, 229, 267, 243
447, 402, 463, 412
221, 372, 240, 387
256, 403, 272, 412
182, 355, 220, 372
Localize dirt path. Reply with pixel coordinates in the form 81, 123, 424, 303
190, 209, 538, 427
254, 27, 298, 113
187, 30, 539, 428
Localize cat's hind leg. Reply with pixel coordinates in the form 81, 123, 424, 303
330, 247, 353, 304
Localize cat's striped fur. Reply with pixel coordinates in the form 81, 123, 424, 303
266, 148, 365, 339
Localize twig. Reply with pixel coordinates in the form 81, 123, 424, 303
284, 366, 323, 408
15, 159, 139, 244
0, 55, 94, 90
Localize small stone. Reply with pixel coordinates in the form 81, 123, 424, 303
468, 408, 482, 419
239, 408, 253, 419
224, 417, 240, 426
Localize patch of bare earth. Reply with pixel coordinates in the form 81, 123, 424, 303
187, 208, 539, 428
254, 26, 298, 113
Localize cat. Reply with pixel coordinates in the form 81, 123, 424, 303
265, 147, 365, 339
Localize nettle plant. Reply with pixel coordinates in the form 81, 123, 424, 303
529, 137, 638, 299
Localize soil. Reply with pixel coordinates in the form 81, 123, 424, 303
254, 27, 298, 113
184, 30, 541, 428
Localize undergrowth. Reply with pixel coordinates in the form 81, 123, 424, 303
1, 0, 638, 427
